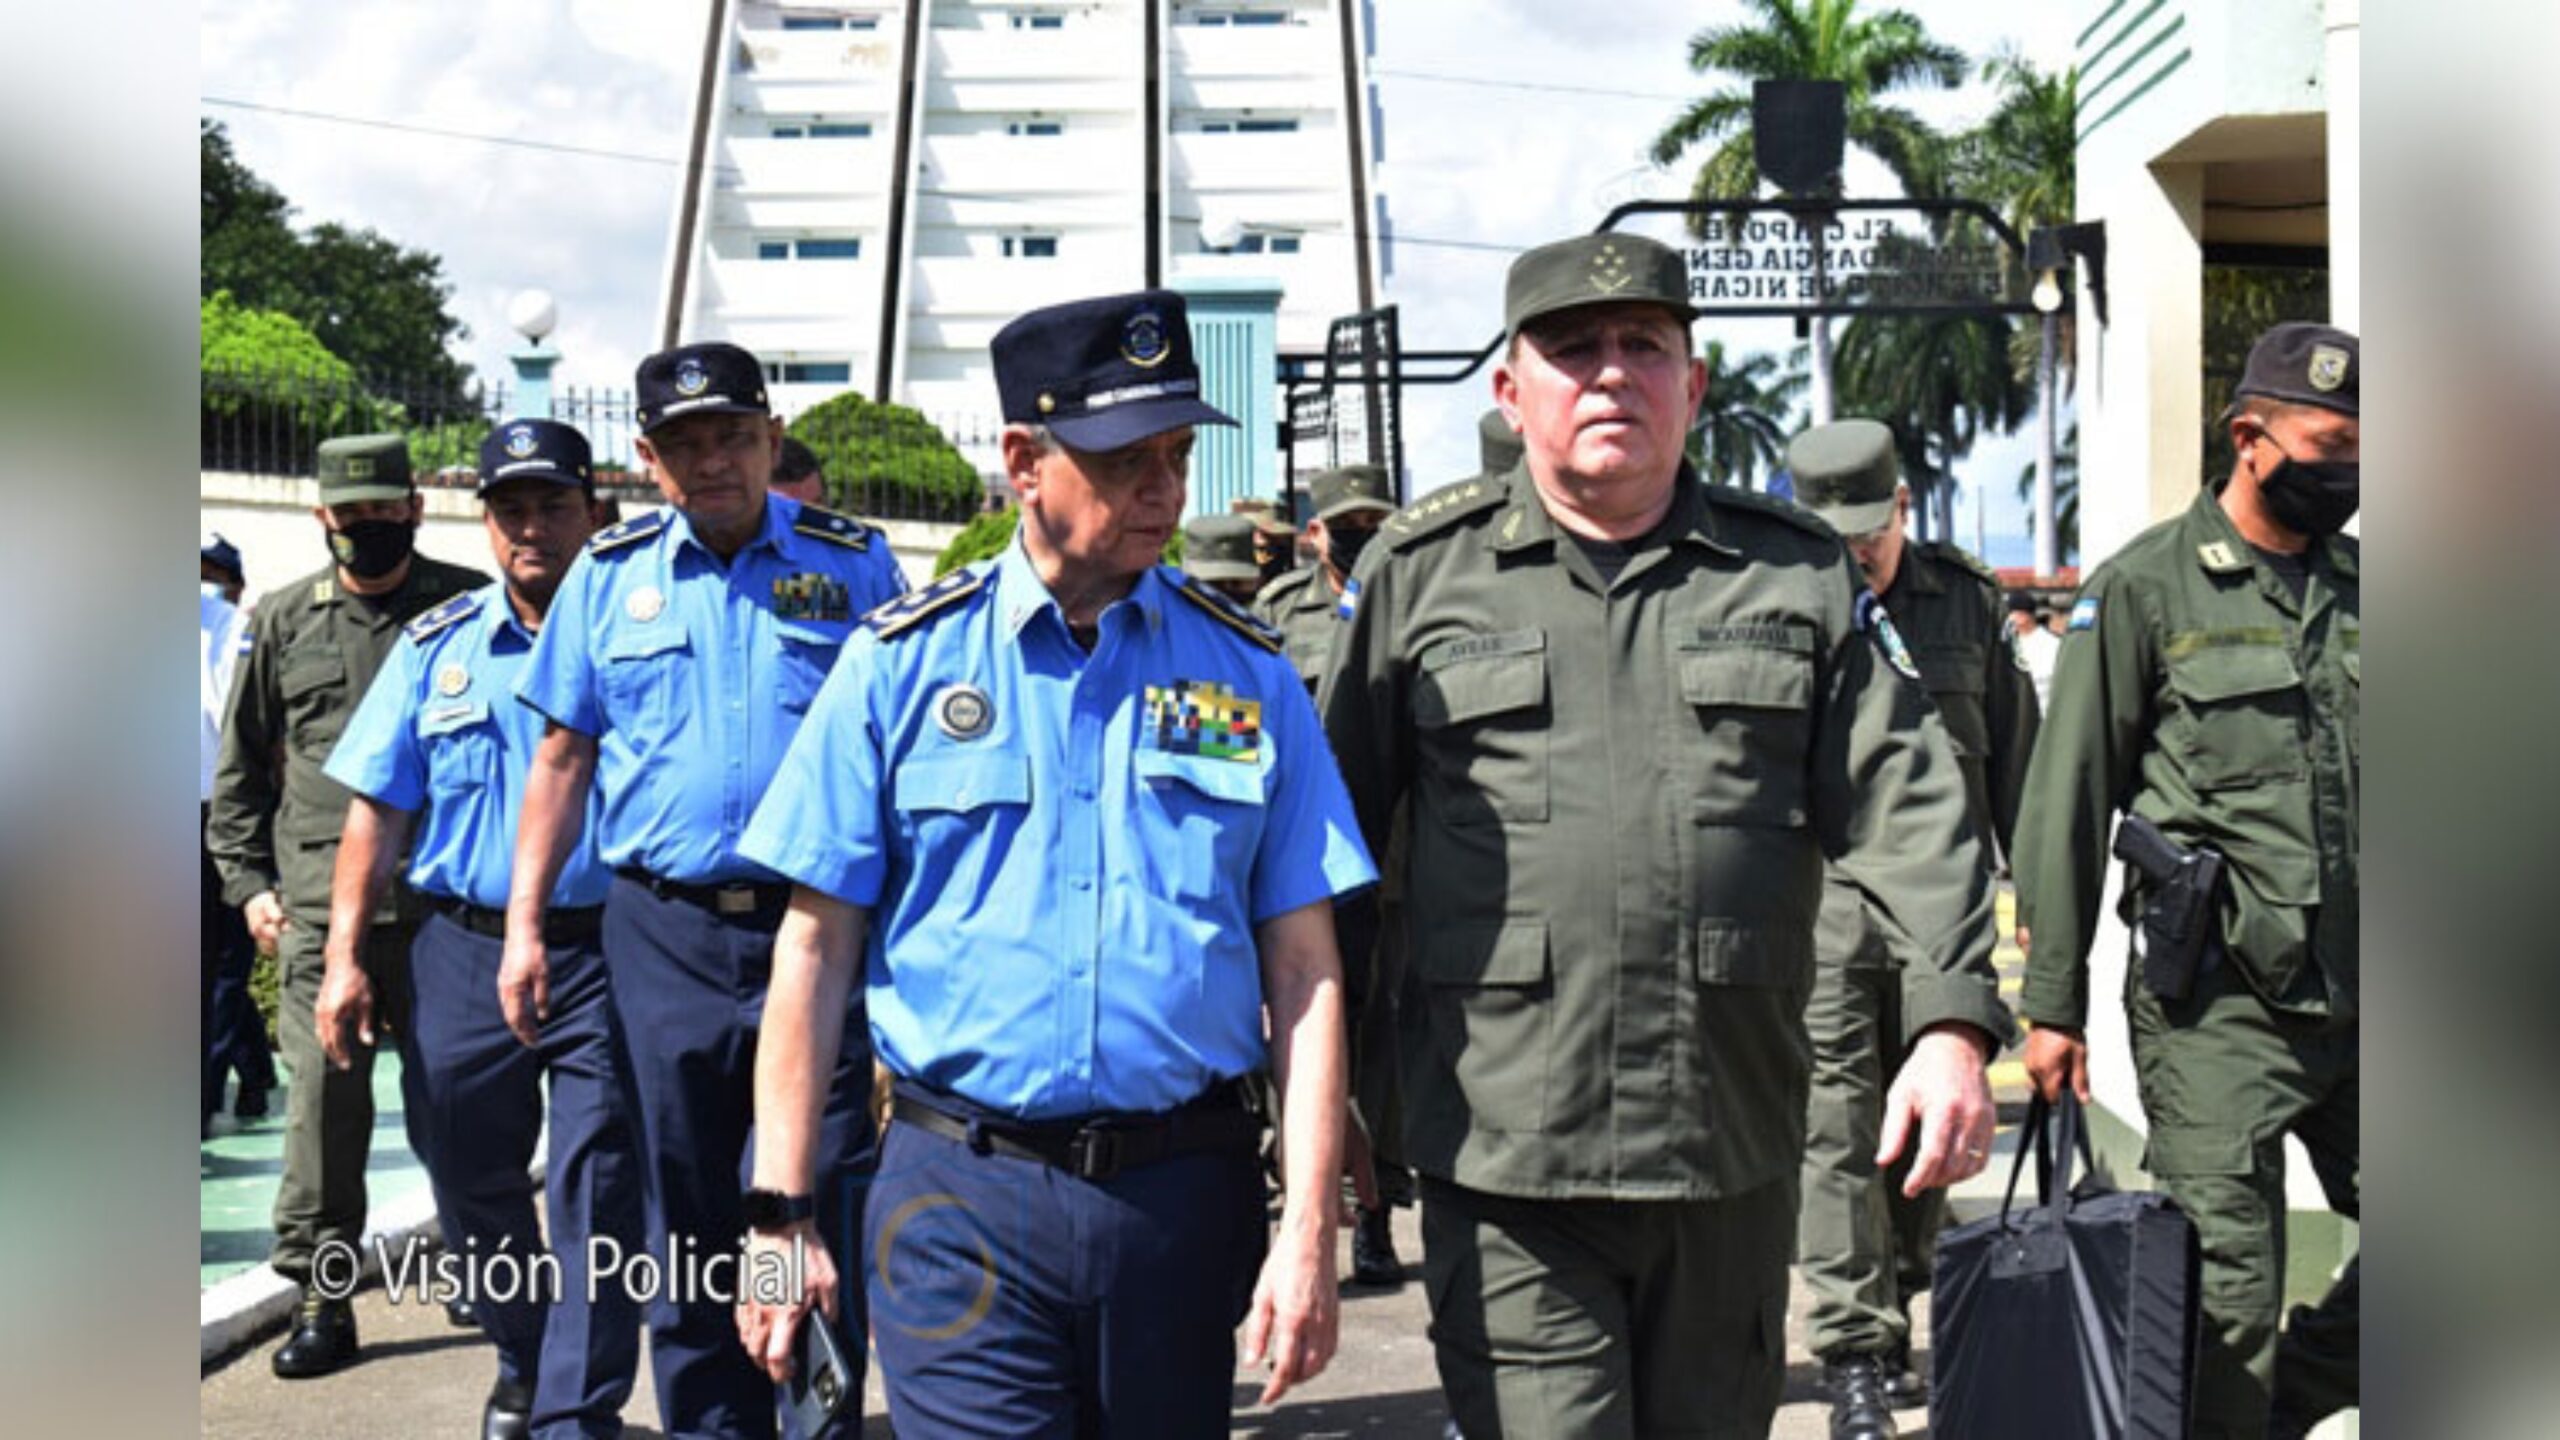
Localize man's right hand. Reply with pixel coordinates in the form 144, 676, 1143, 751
736, 1224, 836, 1385
244, 891, 289, 954
496, 928, 551, 1048
313, 955, 374, 1070
2023, 1023, 2091, 1103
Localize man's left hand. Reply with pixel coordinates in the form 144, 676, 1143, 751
1877, 1023, 1997, 1196
1240, 1218, 1338, 1407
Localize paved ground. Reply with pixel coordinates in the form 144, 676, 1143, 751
201, 1052, 433, 1289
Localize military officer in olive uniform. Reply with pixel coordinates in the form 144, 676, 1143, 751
1789, 420, 2041, 1439
1476, 407, 1523, 480
1319, 233, 2009, 1439
1181, 512, 1267, 606
2016, 323, 2361, 1440
1257, 463, 1411, 1288
208, 434, 487, 1378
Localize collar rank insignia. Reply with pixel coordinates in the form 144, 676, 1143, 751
1145, 679, 1261, 762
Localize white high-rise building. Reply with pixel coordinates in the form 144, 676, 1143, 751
657, 0, 1387, 460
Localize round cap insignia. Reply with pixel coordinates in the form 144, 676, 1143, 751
674, 359, 710, 396
934, 684, 993, 740
503, 425, 538, 459
435, 663, 470, 697
1120, 311, 1170, 369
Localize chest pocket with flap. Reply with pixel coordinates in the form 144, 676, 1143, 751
2165, 642, 2307, 790
1679, 636, 1814, 827
601, 621, 690, 729
1414, 630, 1548, 824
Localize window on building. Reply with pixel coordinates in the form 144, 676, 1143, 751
757, 237, 864, 260
764, 361, 855, 384
808, 121, 873, 138
1002, 234, 1061, 258
1196, 116, 1300, 134
1186, 9, 1290, 23
1005, 119, 1065, 137
1202, 229, 1305, 255
781, 13, 881, 30
1009, 12, 1066, 29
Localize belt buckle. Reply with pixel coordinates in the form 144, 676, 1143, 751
1066, 1125, 1123, 1181
714, 886, 757, 916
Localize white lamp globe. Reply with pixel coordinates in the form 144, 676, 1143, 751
508, 289, 559, 343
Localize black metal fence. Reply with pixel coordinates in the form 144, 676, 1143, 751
201, 362, 1000, 522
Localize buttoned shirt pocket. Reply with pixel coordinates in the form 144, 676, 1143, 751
280, 653, 348, 758
893, 753, 1032, 888
1414, 630, 1548, 825
1416, 920, 1551, 1134
1134, 747, 1267, 900
600, 621, 691, 731
1678, 641, 1814, 827
2165, 643, 2307, 790
417, 700, 498, 799
774, 621, 845, 715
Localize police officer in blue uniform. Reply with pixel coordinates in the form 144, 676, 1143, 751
732, 290, 1375, 1437
316, 420, 644, 1440
508, 344, 909, 1439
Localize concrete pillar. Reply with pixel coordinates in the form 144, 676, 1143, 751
2079, 161, 2206, 561
2325, 0, 2360, 332
1173, 275, 1284, 516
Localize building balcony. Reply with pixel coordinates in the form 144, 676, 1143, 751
907, 253, 1135, 320
702, 254, 885, 328
725, 70, 897, 120
718, 136, 889, 197
914, 132, 1136, 198
929, 24, 1136, 82
1168, 20, 1331, 79
1169, 130, 1339, 192
733, 28, 905, 82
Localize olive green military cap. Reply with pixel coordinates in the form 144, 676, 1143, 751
1311, 464, 1396, 522
1786, 418, 1901, 535
1230, 495, 1297, 537
1181, 513, 1261, 583
1504, 233, 1697, 337
315, 434, 414, 504
1479, 408, 1524, 474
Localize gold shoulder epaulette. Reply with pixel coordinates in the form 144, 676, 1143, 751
1384, 477, 1503, 549
791, 503, 873, 550
1174, 573, 1285, 654
588, 509, 670, 554
862, 568, 984, 640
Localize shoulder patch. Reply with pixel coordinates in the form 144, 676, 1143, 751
2068, 596, 2100, 632
863, 567, 985, 640
791, 503, 873, 550
1174, 572, 1285, 654
1703, 484, 1837, 540
588, 508, 670, 554
404, 590, 483, 643
1385, 478, 1505, 550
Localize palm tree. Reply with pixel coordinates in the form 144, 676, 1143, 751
1688, 340, 1806, 488
2013, 421, 2080, 562
1958, 48, 2079, 389
1833, 308, 2030, 541
1649, 0, 1966, 421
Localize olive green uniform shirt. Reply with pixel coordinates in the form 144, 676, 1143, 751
2014, 487, 2359, 1028
1822, 542, 2042, 967
1253, 564, 1342, 694
1318, 466, 2009, 1201
208, 555, 489, 919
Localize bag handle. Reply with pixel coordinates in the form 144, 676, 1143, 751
1997, 1087, 2101, 1230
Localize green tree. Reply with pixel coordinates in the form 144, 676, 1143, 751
1688, 340, 1804, 488
1957, 50, 2079, 388
1834, 307, 2028, 539
935, 506, 1019, 577
200, 119, 473, 406
1649, 0, 1967, 419
789, 390, 985, 522
199, 289, 384, 433
2013, 420, 2079, 562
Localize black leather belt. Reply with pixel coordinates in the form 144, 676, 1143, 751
890, 1082, 1257, 1182
431, 894, 601, 945
614, 867, 791, 918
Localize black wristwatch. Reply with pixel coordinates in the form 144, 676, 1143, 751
741, 1188, 816, 1232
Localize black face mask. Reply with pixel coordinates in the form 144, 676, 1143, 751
1258, 545, 1291, 584
327, 519, 417, 579
2255, 448, 2360, 538
1325, 525, 1375, 578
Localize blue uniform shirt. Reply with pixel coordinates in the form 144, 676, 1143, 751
326, 584, 611, 910
516, 494, 908, 885
740, 538, 1376, 1120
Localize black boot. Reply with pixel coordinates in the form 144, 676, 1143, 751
1350, 1205, 1404, 1288
446, 1296, 481, 1329
1822, 1353, 1901, 1440
481, 1377, 534, 1440
270, 1289, 359, 1379
1879, 1342, 1926, 1409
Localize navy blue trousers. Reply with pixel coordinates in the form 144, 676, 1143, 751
200, 820, 273, 1120
604, 875, 874, 1440
866, 1104, 1265, 1439
405, 911, 644, 1439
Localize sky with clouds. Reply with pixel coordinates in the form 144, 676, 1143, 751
201, 0, 2066, 555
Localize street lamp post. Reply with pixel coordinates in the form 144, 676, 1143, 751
506, 289, 561, 420
2025, 223, 2107, 581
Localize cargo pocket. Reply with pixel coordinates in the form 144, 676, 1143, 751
1134, 746, 1267, 899
1417, 921, 1551, 1133
1415, 631, 1548, 825
2165, 645, 2307, 790
1678, 643, 1813, 827
280, 654, 348, 759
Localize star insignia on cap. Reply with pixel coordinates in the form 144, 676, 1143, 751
1589, 241, 1632, 295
